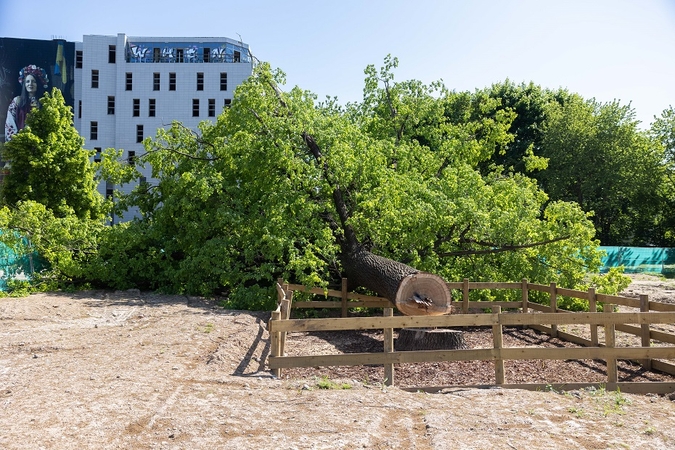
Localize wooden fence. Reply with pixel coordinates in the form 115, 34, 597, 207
268, 278, 675, 393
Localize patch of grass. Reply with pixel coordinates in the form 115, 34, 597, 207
568, 406, 585, 418
587, 386, 631, 417
315, 376, 352, 390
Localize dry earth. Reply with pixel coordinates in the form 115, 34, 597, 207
1, 276, 674, 449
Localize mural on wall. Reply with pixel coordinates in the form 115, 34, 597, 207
126, 41, 249, 64
0, 38, 75, 143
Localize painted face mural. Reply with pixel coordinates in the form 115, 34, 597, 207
1, 38, 74, 143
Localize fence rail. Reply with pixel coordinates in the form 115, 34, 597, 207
269, 278, 675, 393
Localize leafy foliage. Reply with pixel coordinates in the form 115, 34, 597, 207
538, 96, 664, 245
87, 59, 617, 306
649, 106, 675, 245
0, 59, 643, 305
2, 89, 105, 220
0, 89, 107, 292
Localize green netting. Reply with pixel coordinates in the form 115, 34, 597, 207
0, 236, 44, 290
600, 246, 675, 275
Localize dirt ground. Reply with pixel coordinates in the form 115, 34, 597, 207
1, 276, 675, 449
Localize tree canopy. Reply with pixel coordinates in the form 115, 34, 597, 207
2, 89, 105, 221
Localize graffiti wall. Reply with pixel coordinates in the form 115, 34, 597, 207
0, 37, 75, 143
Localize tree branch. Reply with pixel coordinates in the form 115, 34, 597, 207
437, 235, 571, 257
302, 132, 359, 250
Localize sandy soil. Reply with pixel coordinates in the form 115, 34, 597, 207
1, 277, 674, 449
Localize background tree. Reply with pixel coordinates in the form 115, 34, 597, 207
538, 96, 664, 245
1, 89, 105, 221
0, 89, 107, 289
473, 80, 566, 175
649, 106, 675, 245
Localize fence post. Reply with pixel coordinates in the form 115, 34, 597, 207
550, 283, 558, 338
492, 305, 505, 385
270, 308, 281, 378
462, 278, 470, 314
280, 296, 291, 358
521, 278, 529, 314
604, 303, 617, 384
640, 294, 652, 371
383, 307, 395, 386
588, 287, 598, 346
341, 278, 348, 318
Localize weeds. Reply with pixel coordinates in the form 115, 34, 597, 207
568, 406, 585, 418
315, 376, 352, 390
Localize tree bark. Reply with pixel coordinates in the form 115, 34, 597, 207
342, 246, 452, 316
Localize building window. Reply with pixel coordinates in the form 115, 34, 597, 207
153, 47, 161, 62
76, 50, 83, 68
108, 45, 116, 63
91, 70, 99, 88
149, 99, 156, 117
176, 48, 184, 63
78, 100, 82, 118
220, 72, 227, 91
106, 185, 114, 200
107, 96, 115, 115
192, 99, 199, 117
169, 72, 176, 91
133, 99, 140, 117
90, 121, 98, 140
125, 72, 133, 91
94, 147, 102, 162
153, 72, 160, 91
208, 99, 215, 117
136, 125, 144, 143
203, 48, 210, 63
197, 72, 204, 91
234, 51, 241, 63
224, 98, 232, 108
128, 150, 136, 166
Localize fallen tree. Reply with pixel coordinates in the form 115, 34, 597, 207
92, 58, 617, 311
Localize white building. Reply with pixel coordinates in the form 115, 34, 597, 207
74, 33, 253, 222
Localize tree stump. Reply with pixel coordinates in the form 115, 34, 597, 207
396, 328, 467, 351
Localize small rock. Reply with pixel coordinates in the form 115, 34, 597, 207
32, 354, 38, 359
668, 392, 675, 401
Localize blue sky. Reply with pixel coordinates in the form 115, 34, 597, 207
2, 0, 674, 127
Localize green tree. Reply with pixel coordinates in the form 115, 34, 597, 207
649, 106, 675, 245
537, 96, 664, 245
1, 89, 105, 220
473, 80, 560, 175
0, 89, 107, 289
91, 60, 615, 308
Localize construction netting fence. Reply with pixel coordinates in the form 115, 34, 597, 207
600, 246, 675, 275
0, 239, 43, 290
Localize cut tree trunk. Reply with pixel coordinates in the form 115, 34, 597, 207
342, 247, 452, 316
396, 328, 467, 351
